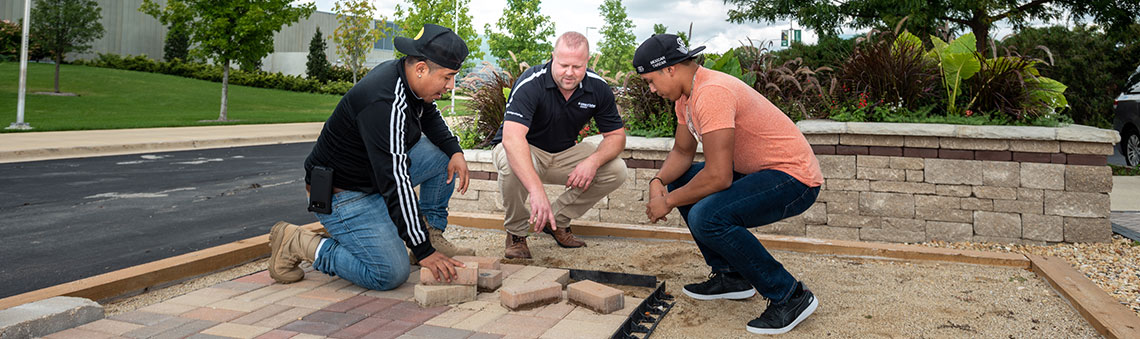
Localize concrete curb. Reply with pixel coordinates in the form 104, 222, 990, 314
0, 297, 103, 339
0, 134, 319, 164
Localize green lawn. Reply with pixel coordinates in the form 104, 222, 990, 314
0, 62, 341, 132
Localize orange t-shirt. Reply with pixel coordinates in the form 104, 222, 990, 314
674, 67, 823, 187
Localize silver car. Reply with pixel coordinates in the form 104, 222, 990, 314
1115, 64, 1140, 167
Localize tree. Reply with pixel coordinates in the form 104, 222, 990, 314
142, 0, 193, 62
307, 27, 332, 82
652, 23, 690, 47
394, 0, 483, 70
724, 0, 1140, 55
485, 0, 555, 73
141, 0, 314, 121
333, 0, 386, 84
595, 0, 635, 75
30, 0, 104, 93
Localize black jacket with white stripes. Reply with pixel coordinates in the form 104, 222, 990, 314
304, 57, 463, 261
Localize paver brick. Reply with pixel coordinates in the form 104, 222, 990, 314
253, 329, 299, 339
109, 311, 172, 326
212, 281, 267, 292
180, 307, 247, 322
137, 302, 197, 315
346, 297, 404, 316
295, 288, 358, 302
279, 320, 343, 336
534, 303, 577, 320
233, 271, 275, 285
302, 310, 367, 327
499, 264, 525, 278
467, 332, 505, 339
452, 256, 502, 270
78, 319, 144, 336
250, 307, 318, 328
528, 268, 571, 287
478, 269, 504, 292
415, 284, 477, 307
209, 299, 270, 313
405, 324, 475, 338
121, 316, 194, 339
324, 295, 378, 313
362, 282, 415, 300
362, 320, 418, 339
419, 264, 478, 285
200, 323, 273, 338
500, 281, 562, 310
508, 266, 547, 281
423, 308, 477, 327
478, 314, 560, 338
328, 316, 392, 339
566, 280, 624, 314
452, 310, 506, 331
276, 296, 337, 309
540, 319, 615, 339
230, 304, 291, 325
43, 328, 114, 338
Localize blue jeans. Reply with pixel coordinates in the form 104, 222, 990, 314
311, 135, 455, 290
669, 163, 820, 303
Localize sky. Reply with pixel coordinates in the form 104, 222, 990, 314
300, 0, 1028, 54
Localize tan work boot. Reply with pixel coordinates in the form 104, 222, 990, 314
410, 227, 475, 264
505, 233, 532, 259
268, 221, 324, 284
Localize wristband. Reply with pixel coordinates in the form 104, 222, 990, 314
649, 177, 664, 185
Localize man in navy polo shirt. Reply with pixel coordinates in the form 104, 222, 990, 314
490, 31, 627, 259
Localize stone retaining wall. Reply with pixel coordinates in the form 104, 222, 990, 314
450, 121, 1120, 244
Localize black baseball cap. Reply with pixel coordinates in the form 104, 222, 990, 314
632, 34, 706, 74
394, 24, 468, 70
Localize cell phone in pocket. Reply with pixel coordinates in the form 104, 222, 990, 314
308, 166, 334, 214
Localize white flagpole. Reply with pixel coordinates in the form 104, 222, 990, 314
8, 0, 34, 130
450, 0, 458, 115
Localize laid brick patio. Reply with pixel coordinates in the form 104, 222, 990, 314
44, 265, 642, 339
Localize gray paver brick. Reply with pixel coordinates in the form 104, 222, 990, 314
279, 320, 343, 336
302, 310, 367, 327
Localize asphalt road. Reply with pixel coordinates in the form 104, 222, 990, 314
0, 142, 318, 299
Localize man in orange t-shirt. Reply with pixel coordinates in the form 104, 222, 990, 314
633, 34, 823, 335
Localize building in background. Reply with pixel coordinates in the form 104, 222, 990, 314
0, 0, 395, 76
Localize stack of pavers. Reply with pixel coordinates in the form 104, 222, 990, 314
414, 256, 626, 315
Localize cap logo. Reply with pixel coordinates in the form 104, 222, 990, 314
414, 28, 424, 40
676, 37, 688, 54
637, 66, 644, 72
650, 56, 666, 68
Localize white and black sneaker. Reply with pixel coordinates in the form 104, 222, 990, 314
746, 281, 818, 335
682, 271, 757, 300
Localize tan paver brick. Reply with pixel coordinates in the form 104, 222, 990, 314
528, 269, 570, 287
419, 265, 478, 286
456, 300, 508, 313
361, 320, 417, 339
201, 323, 273, 338
500, 281, 562, 310
563, 307, 625, 329
451, 309, 506, 331
311, 279, 353, 291
231, 304, 292, 325
44, 328, 114, 338
78, 319, 145, 335
479, 314, 559, 338
467, 333, 505, 339
210, 299, 270, 313
233, 271, 275, 285
405, 324, 475, 338
186, 287, 247, 299
477, 269, 503, 292
361, 282, 415, 300
325, 295, 377, 312
254, 287, 310, 304
274, 296, 336, 309
121, 317, 193, 338
540, 319, 613, 339
566, 280, 623, 314
153, 319, 218, 339
423, 308, 476, 327
211, 281, 266, 292
251, 307, 318, 328
336, 283, 368, 295
534, 303, 576, 320
508, 266, 546, 281
108, 311, 173, 326
166, 293, 230, 307
181, 307, 248, 322
137, 302, 198, 315
253, 329, 299, 339
499, 264, 525, 278
290, 334, 326, 339
452, 256, 502, 270
415, 284, 476, 307
295, 289, 357, 302
234, 285, 289, 301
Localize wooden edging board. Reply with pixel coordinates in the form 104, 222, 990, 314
3, 214, 1136, 338
0, 222, 323, 311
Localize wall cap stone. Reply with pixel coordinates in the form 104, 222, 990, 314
796, 120, 1119, 144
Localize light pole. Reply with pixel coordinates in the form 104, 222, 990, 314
450, 0, 458, 115
8, 0, 34, 130
585, 26, 597, 41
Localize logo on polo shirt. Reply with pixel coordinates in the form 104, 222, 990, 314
577, 102, 596, 109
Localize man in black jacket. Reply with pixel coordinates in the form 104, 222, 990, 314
269, 24, 471, 290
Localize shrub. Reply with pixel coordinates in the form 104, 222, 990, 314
1000, 24, 1140, 128
457, 61, 517, 148
836, 30, 942, 113
1, 19, 20, 60
615, 73, 674, 137
739, 41, 836, 120
77, 53, 353, 96
328, 64, 369, 83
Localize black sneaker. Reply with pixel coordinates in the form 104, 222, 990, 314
682, 271, 756, 300
747, 282, 818, 335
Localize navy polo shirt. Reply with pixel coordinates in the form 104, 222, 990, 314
490, 62, 624, 153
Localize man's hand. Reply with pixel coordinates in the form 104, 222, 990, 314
649, 178, 667, 200
418, 252, 465, 282
646, 195, 670, 223
566, 158, 599, 190
447, 153, 470, 194
529, 189, 557, 233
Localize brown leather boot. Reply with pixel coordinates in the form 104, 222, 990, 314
411, 227, 476, 265
544, 226, 586, 248
504, 233, 532, 259
268, 221, 324, 284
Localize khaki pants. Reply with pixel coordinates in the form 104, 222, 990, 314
492, 142, 627, 236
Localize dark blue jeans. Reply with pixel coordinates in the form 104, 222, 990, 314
669, 163, 820, 303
